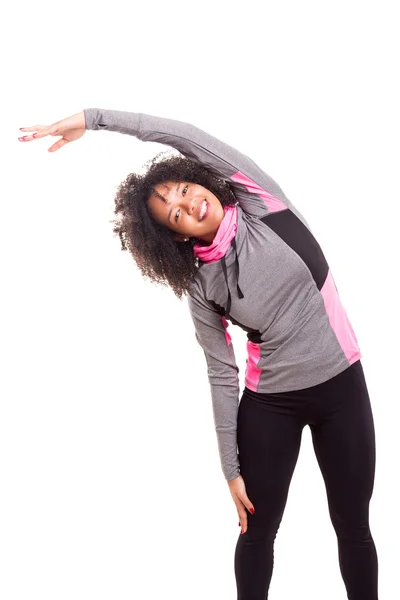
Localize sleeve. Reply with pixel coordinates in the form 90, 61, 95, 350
83, 107, 293, 219
186, 286, 241, 481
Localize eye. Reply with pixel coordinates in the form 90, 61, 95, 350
182, 185, 188, 195
175, 208, 181, 222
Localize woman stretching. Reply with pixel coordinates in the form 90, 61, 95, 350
18, 109, 379, 599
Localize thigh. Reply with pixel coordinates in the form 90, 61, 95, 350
237, 388, 304, 523
310, 362, 376, 512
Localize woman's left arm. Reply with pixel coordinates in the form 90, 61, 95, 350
83, 108, 291, 218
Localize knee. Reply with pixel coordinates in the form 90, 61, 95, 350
329, 506, 372, 543
245, 509, 283, 542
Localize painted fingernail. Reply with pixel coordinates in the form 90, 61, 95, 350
250, 508, 255, 514
241, 529, 244, 534
238, 522, 241, 527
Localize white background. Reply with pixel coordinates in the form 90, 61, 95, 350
2, 1, 399, 598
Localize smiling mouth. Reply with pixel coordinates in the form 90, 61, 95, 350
199, 199, 208, 221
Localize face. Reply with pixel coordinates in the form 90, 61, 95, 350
147, 181, 225, 244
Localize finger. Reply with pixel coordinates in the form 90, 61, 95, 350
236, 504, 248, 533
239, 493, 255, 516
48, 137, 69, 152
18, 135, 36, 142
34, 125, 59, 139
19, 125, 47, 132
239, 512, 247, 533
18, 128, 59, 143
18, 127, 57, 142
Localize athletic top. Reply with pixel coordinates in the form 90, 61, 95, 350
83, 108, 362, 481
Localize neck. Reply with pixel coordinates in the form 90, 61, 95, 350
197, 231, 216, 245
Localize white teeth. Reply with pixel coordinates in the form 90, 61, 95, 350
199, 200, 207, 220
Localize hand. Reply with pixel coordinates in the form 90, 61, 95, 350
227, 474, 255, 534
18, 111, 86, 152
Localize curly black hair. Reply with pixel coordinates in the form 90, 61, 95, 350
111, 153, 237, 298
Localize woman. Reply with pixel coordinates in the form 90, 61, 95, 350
18, 109, 379, 599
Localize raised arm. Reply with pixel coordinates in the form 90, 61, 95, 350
19, 108, 297, 219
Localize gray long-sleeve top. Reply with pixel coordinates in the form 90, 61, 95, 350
84, 108, 361, 480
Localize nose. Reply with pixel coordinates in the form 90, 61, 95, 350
182, 194, 196, 215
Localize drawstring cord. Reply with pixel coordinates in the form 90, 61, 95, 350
232, 238, 244, 300
221, 238, 244, 317
221, 257, 231, 316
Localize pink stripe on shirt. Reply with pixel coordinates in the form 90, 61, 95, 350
221, 316, 232, 346
231, 171, 287, 213
320, 270, 362, 364
245, 341, 262, 391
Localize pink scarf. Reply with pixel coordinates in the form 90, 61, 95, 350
193, 205, 238, 263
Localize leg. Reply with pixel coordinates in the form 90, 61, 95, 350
235, 388, 304, 600
310, 361, 378, 600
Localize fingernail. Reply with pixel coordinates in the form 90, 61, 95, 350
241, 529, 244, 534
250, 508, 255, 514
238, 522, 240, 527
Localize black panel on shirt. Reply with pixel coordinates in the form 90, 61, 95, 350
260, 210, 329, 291
209, 299, 225, 315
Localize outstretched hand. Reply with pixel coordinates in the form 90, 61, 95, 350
18, 111, 86, 152
227, 474, 255, 534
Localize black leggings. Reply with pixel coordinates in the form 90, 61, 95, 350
235, 360, 378, 600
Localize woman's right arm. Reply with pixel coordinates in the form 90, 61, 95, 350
19, 108, 293, 218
